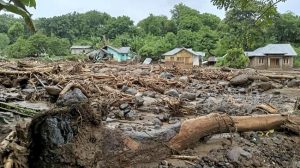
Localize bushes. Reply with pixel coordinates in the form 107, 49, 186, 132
219, 48, 249, 69
5, 33, 70, 58
5, 38, 32, 58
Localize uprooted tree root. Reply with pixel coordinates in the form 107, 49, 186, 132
26, 104, 170, 168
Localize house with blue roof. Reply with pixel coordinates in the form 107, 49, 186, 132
245, 44, 297, 70
102, 45, 132, 62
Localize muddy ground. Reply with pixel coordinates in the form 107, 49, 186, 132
0, 59, 300, 168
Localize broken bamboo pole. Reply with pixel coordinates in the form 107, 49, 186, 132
168, 113, 300, 151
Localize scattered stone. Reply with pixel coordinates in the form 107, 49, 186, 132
56, 88, 88, 106
157, 113, 171, 122
165, 89, 179, 97
180, 92, 196, 101
160, 72, 174, 79
152, 118, 163, 126
238, 88, 246, 94
287, 79, 300, 87
114, 111, 124, 119
125, 111, 135, 121
179, 76, 189, 83
142, 96, 157, 106
143, 91, 156, 98
250, 82, 275, 91
120, 103, 129, 110
135, 96, 144, 107
227, 146, 252, 163
125, 87, 138, 95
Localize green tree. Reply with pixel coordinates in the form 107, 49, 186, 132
0, 33, 10, 51
8, 22, 24, 43
47, 36, 70, 56
27, 32, 49, 56
223, 48, 249, 68
165, 32, 177, 49
272, 12, 300, 43
171, 3, 202, 32
5, 37, 33, 58
138, 35, 171, 60
176, 29, 196, 48
138, 14, 176, 36
194, 29, 218, 56
104, 16, 134, 39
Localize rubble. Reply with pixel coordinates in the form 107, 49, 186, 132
0, 60, 300, 167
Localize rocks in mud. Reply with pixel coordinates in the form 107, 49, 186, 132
165, 89, 179, 97
179, 76, 189, 83
249, 81, 276, 91
227, 146, 252, 163
287, 79, 300, 87
230, 74, 250, 86
120, 103, 130, 110
180, 92, 196, 101
56, 88, 88, 106
122, 85, 138, 95
115, 103, 136, 120
160, 72, 174, 79
134, 96, 144, 107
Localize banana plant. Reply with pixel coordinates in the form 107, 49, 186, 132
0, 0, 36, 31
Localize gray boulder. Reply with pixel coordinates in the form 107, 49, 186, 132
56, 88, 88, 106
165, 89, 179, 97
180, 92, 196, 101
160, 72, 174, 79
230, 74, 250, 86
287, 79, 300, 87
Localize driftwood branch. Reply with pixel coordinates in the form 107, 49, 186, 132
168, 113, 300, 151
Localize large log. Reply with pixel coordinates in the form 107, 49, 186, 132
168, 113, 300, 151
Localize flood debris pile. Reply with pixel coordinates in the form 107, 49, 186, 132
0, 60, 300, 167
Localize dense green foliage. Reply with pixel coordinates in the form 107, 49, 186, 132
5, 32, 70, 58
0, 33, 10, 51
223, 48, 249, 68
1, 0, 300, 67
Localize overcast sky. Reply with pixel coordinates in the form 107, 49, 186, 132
21, 0, 300, 23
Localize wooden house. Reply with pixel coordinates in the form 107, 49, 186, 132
163, 48, 205, 66
245, 44, 297, 70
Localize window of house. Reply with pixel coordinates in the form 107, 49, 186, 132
283, 58, 289, 64
170, 57, 174, 61
258, 58, 264, 64
177, 57, 184, 62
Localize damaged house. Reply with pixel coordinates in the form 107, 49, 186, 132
245, 44, 297, 70
88, 45, 134, 62
163, 48, 205, 66
102, 45, 133, 62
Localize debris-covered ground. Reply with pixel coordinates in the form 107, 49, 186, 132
0, 59, 300, 168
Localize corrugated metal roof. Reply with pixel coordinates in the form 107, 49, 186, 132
245, 44, 297, 57
163, 48, 205, 57
70, 45, 92, 49
104, 45, 131, 54
118, 47, 131, 54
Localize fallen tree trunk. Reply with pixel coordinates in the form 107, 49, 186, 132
168, 113, 300, 151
